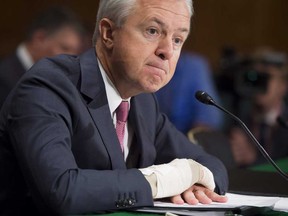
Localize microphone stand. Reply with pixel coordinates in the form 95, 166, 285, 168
195, 90, 288, 181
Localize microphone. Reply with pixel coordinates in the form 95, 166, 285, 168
195, 90, 288, 181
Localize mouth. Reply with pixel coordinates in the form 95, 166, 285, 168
146, 63, 168, 75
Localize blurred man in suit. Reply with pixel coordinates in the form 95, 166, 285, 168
0, 6, 85, 107
229, 49, 288, 167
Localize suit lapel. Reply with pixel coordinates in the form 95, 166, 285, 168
79, 48, 126, 170
128, 97, 156, 168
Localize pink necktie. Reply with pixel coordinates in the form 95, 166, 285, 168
115, 101, 129, 152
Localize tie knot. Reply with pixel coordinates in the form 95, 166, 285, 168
116, 101, 129, 122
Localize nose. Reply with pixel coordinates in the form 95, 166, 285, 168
155, 37, 174, 60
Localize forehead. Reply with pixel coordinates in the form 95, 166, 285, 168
135, 0, 190, 20
128, 0, 190, 30
138, 0, 190, 14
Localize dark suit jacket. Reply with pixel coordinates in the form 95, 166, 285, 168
0, 52, 26, 108
0, 48, 228, 215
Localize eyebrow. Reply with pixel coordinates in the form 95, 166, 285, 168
150, 17, 190, 34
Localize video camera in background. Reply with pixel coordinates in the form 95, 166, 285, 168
216, 47, 287, 99
234, 58, 270, 98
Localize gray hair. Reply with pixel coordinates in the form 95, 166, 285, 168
92, 0, 193, 46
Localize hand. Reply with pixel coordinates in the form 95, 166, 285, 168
170, 185, 228, 205
140, 158, 215, 199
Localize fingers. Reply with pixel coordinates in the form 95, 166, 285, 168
182, 189, 199, 205
201, 188, 228, 203
170, 194, 184, 205
193, 189, 212, 204
179, 186, 228, 205
170, 191, 198, 205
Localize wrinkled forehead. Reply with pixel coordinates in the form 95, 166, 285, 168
136, 0, 191, 18
130, 0, 191, 32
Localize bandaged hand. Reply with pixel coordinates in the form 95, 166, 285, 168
139, 158, 215, 199
188, 159, 216, 191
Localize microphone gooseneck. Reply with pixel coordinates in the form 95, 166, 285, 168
276, 116, 288, 129
195, 90, 288, 181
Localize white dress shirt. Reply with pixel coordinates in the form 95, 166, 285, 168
97, 58, 132, 160
16, 43, 34, 71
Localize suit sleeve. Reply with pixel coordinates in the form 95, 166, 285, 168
5, 59, 153, 214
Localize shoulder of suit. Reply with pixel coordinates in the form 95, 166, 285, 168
30, 54, 80, 77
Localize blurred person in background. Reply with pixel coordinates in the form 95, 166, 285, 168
156, 51, 236, 169
0, 6, 86, 107
156, 51, 223, 135
228, 49, 288, 168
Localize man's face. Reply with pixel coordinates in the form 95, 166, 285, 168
40, 26, 83, 59
106, 0, 190, 98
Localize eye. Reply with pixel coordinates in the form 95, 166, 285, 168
147, 27, 159, 36
173, 37, 184, 46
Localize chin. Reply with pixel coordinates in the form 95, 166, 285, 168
140, 79, 164, 93
142, 85, 161, 93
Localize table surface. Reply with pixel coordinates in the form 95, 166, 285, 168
71, 209, 288, 216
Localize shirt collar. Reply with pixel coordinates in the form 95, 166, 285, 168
16, 43, 34, 71
97, 58, 130, 117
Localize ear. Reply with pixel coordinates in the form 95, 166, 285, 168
98, 18, 115, 50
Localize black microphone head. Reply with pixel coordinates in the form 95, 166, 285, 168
195, 90, 215, 105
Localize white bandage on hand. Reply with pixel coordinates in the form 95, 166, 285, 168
140, 159, 192, 198
140, 158, 216, 199
188, 159, 216, 191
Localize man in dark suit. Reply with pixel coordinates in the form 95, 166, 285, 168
0, 6, 85, 107
0, 0, 228, 215
229, 49, 288, 167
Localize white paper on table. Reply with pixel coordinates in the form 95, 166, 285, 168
134, 193, 288, 215
154, 193, 280, 209
273, 197, 288, 212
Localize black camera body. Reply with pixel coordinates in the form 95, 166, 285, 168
217, 48, 286, 99
235, 61, 270, 98
217, 57, 270, 98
